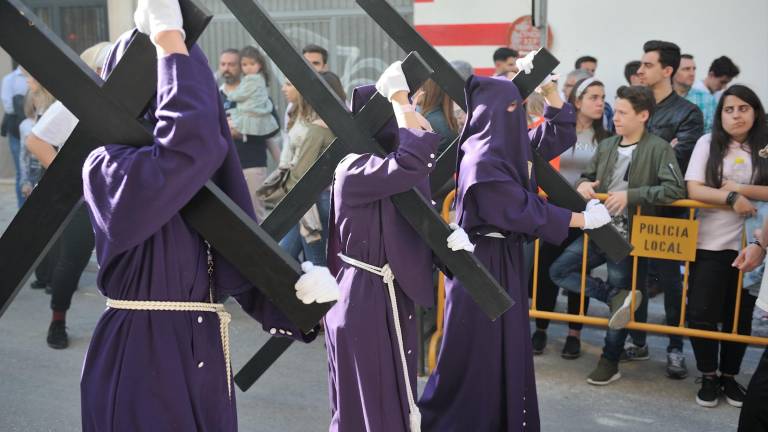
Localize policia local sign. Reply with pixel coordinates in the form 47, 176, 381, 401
630, 215, 699, 262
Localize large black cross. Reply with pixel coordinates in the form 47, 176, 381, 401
0, 0, 329, 332
233, 0, 633, 390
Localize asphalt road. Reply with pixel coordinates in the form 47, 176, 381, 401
0, 182, 765, 431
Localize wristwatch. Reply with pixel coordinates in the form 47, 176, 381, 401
750, 239, 767, 251
726, 191, 739, 207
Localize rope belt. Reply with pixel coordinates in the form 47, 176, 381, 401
105, 298, 233, 399
337, 253, 421, 432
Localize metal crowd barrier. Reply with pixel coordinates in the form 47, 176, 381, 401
427, 190, 768, 372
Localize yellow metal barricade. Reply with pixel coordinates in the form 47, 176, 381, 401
427, 191, 768, 373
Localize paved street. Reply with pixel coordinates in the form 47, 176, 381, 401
0, 182, 765, 431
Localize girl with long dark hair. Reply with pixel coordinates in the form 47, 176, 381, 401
685, 84, 768, 408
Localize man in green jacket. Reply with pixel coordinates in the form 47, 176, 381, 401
549, 85, 685, 385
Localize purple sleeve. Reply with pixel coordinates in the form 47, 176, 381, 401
82, 53, 228, 252
336, 128, 440, 206
528, 103, 577, 161
229, 285, 318, 342
466, 180, 572, 245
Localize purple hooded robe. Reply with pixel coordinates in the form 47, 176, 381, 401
418, 76, 576, 431
79, 30, 313, 432
323, 85, 441, 431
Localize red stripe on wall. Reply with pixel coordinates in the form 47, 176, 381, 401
474, 68, 495, 76
415, 23, 511, 46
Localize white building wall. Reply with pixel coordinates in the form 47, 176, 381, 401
416, 0, 768, 104
547, 0, 768, 106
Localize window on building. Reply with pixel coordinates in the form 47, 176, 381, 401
23, 0, 108, 55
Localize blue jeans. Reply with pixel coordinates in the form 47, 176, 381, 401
8, 135, 23, 207
279, 190, 330, 266
550, 235, 645, 363
549, 235, 633, 304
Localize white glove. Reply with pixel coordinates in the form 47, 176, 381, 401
134, 0, 186, 44
376, 61, 410, 101
582, 199, 611, 230
447, 223, 475, 253
585, 198, 602, 211
294, 262, 340, 304
515, 51, 537, 75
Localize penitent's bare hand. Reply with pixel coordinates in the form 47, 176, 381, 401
733, 243, 766, 272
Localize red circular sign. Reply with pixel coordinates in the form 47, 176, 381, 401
507, 15, 553, 54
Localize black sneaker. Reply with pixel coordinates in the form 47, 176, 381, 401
695, 375, 720, 407
721, 376, 746, 408
531, 329, 547, 355
47, 320, 69, 349
30, 280, 47, 290
561, 336, 581, 359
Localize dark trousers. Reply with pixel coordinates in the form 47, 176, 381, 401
37, 206, 95, 313
35, 238, 62, 286
688, 249, 757, 375
739, 347, 768, 432
601, 258, 648, 363
629, 259, 684, 352
529, 229, 589, 331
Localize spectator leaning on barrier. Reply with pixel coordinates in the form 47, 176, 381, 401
561, 68, 613, 133
530, 77, 613, 359
640, 40, 704, 173
684, 84, 767, 409
549, 85, 686, 386
674, 54, 717, 134
635, 40, 704, 379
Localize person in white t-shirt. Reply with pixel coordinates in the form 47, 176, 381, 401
685, 84, 768, 409
23, 42, 110, 350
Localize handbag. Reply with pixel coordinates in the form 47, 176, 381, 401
256, 167, 290, 205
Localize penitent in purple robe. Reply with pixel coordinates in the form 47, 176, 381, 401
323, 85, 440, 431
79, 31, 312, 432
419, 76, 576, 432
